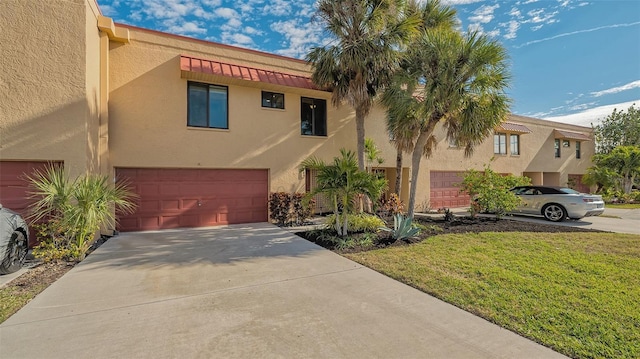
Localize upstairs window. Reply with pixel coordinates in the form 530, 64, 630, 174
554, 139, 561, 158
563, 139, 570, 148
187, 82, 228, 129
301, 97, 327, 136
262, 91, 285, 109
510, 134, 520, 155
576, 141, 581, 159
494, 133, 507, 154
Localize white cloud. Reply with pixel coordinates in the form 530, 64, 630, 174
486, 29, 500, 37
215, 7, 238, 19
221, 32, 254, 46
558, 0, 571, 7
263, 0, 292, 16
526, 8, 559, 24
270, 19, 324, 58
515, 21, 640, 48
168, 21, 207, 35
244, 26, 264, 36
544, 100, 640, 127
531, 24, 543, 31
100, 4, 118, 16
441, 0, 484, 5
590, 80, 640, 98
503, 20, 520, 39
469, 4, 500, 24
509, 7, 522, 18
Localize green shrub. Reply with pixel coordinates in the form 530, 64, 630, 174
269, 192, 292, 226
459, 165, 531, 218
324, 213, 385, 233
380, 193, 405, 216
268, 192, 315, 226
27, 165, 137, 262
380, 214, 421, 241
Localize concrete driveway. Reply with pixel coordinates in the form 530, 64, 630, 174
507, 207, 640, 234
0, 223, 565, 358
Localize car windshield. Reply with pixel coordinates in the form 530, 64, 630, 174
559, 187, 580, 194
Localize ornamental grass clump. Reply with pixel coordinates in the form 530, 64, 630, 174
27, 165, 137, 262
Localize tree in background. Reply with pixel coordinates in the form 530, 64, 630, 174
589, 146, 640, 194
307, 0, 420, 171
592, 104, 640, 154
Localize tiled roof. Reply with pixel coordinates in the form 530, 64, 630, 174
554, 129, 591, 141
180, 55, 319, 90
497, 122, 532, 134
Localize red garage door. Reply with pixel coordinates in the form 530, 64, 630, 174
0, 161, 60, 246
116, 168, 268, 232
430, 171, 470, 209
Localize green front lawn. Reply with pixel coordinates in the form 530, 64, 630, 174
344, 232, 640, 359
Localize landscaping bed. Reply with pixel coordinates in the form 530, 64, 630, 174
297, 215, 605, 253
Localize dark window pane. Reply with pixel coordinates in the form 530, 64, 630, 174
314, 99, 327, 136
301, 97, 314, 135
262, 91, 284, 109
209, 85, 228, 129
188, 85, 208, 127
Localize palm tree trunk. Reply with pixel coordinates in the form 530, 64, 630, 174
355, 108, 366, 171
407, 132, 430, 219
395, 149, 403, 196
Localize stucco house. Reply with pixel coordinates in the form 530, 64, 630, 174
0, 0, 595, 235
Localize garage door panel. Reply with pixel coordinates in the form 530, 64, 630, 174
116, 168, 268, 231
430, 171, 469, 209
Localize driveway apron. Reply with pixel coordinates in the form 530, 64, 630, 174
0, 223, 566, 358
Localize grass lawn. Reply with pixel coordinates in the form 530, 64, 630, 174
0, 283, 49, 323
606, 203, 640, 209
344, 232, 640, 359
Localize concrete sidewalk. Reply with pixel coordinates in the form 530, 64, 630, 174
0, 223, 565, 358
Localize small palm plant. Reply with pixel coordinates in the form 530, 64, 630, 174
380, 213, 421, 241
27, 165, 137, 261
301, 149, 387, 237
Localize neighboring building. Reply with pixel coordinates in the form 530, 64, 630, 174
0, 0, 595, 235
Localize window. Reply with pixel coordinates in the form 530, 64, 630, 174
563, 139, 570, 148
494, 133, 507, 154
554, 139, 561, 158
187, 82, 228, 129
576, 141, 581, 159
510, 134, 520, 155
301, 97, 327, 136
262, 91, 284, 109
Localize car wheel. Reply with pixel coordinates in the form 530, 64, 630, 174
542, 204, 567, 222
0, 231, 28, 275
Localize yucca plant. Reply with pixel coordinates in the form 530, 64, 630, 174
380, 213, 421, 241
27, 164, 137, 261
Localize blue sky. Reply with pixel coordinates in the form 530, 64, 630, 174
100, 0, 640, 126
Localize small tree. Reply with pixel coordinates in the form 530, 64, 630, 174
589, 146, 640, 194
300, 149, 387, 236
27, 165, 137, 261
459, 166, 531, 218
592, 104, 640, 154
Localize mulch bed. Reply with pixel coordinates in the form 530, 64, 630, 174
297, 215, 605, 254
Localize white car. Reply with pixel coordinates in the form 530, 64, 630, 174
510, 186, 605, 222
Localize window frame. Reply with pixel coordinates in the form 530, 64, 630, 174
261, 91, 285, 109
494, 133, 507, 155
576, 141, 581, 159
510, 134, 520, 155
554, 139, 561, 158
187, 81, 229, 129
300, 97, 327, 137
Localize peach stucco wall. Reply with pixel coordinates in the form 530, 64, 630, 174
0, 0, 103, 178
108, 27, 358, 195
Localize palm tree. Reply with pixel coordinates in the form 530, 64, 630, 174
383, 27, 511, 218
27, 165, 138, 260
307, 0, 420, 171
300, 149, 387, 236
384, 0, 456, 197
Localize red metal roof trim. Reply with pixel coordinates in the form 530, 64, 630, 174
180, 55, 320, 90
554, 129, 591, 141
497, 122, 532, 134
